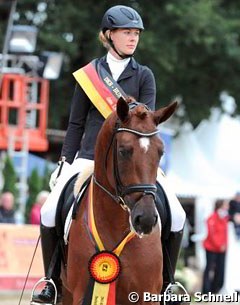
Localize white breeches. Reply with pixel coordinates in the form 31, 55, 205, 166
41, 158, 94, 227
41, 159, 186, 231
157, 168, 186, 232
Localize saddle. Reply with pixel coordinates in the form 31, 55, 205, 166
55, 173, 83, 238
156, 181, 172, 240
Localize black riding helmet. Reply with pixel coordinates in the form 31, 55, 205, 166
101, 5, 144, 33
101, 5, 144, 59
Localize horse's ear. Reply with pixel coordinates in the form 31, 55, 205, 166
154, 101, 178, 125
117, 97, 129, 122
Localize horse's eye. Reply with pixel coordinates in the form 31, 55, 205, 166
118, 147, 133, 158
159, 149, 164, 158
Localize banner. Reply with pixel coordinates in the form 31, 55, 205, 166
0, 224, 43, 290
159, 127, 174, 172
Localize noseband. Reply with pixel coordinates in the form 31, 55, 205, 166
93, 114, 160, 210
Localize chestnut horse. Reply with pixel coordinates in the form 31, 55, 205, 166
61, 98, 178, 305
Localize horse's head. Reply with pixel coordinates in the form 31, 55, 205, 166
94, 97, 178, 237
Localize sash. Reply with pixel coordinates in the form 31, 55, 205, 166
73, 59, 128, 119
82, 178, 136, 305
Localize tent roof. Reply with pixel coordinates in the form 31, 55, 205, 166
195, 108, 240, 182
167, 121, 238, 198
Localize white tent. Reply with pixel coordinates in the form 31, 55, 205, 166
194, 108, 240, 184
222, 222, 240, 293
166, 122, 238, 198
165, 112, 240, 290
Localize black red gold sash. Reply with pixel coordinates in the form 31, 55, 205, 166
73, 59, 127, 119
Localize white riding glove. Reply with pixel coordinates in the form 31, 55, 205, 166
49, 160, 71, 190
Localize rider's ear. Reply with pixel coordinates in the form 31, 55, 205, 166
154, 101, 178, 125
117, 97, 129, 122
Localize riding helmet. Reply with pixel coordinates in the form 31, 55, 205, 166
101, 5, 144, 33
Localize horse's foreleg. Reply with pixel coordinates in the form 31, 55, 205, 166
62, 285, 73, 305
70, 287, 85, 305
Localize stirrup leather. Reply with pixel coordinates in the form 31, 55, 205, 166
30, 278, 57, 305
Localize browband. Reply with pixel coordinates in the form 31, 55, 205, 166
116, 128, 160, 137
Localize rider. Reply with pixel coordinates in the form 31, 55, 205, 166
33, 5, 186, 304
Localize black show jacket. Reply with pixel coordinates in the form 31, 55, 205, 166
61, 56, 156, 163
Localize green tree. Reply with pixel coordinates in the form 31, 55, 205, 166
42, 165, 51, 192
2, 155, 18, 201
2, 0, 240, 128
25, 168, 42, 223
137, 0, 240, 125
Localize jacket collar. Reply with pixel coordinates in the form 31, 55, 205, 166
99, 55, 137, 81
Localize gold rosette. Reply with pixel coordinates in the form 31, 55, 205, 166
89, 251, 121, 284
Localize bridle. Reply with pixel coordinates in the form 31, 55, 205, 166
93, 109, 160, 210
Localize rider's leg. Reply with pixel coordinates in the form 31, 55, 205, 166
157, 169, 186, 290
33, 225, 62, 303
33, 158, 94, 304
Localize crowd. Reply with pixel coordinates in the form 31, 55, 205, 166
0, 190, 49, 225
0, 191, 15, 223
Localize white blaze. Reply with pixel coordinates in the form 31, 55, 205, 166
139, 137, 150, 153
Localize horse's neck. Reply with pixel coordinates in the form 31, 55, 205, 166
92, 186, 130, 250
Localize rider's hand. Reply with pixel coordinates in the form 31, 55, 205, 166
49, 161, 71, 190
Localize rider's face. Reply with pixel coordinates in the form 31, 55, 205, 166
110, 28, 140, 58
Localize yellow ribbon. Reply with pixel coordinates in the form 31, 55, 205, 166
89, 178, 135, 254
88, 177, 136, 305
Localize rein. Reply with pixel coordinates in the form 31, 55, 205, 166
93, 119, 160, 209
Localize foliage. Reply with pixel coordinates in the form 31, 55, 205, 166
41, 165, 51, 191
25, 168, 42, 223
1, 0, 240, 128
2, 155, 18, 203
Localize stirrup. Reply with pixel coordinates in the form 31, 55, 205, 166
30, 277, 57, 305
163, 282, 190, 305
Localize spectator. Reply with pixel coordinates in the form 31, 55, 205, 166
29, 191, 49, 225
202, 199, 229, 294
0, 192, 16, 224
229, 192, 240, 240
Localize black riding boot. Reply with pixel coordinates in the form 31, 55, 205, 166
162, 230, 183, 285
162, 230, 186, 299
32, 225, 62, 304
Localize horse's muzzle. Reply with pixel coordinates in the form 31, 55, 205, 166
130, 197, 158, 235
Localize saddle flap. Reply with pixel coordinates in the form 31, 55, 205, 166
155, 181, 172, 240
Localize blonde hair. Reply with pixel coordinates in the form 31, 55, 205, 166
98, 30, 111, 50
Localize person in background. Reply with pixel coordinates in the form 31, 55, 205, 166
202, 199, 229, 294
229, 191, 240, 240
0, 191, 16, 224
29, 191, 49, 225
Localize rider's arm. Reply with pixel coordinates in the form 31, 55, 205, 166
138, 66, 156, 111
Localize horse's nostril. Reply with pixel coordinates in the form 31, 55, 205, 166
154, 215, 158, 226
135, 215, 141, 226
